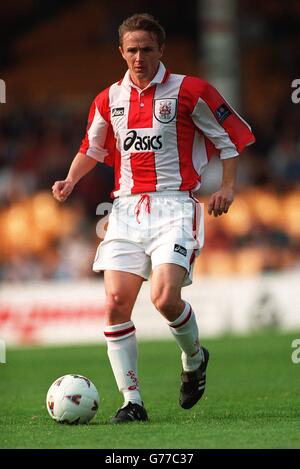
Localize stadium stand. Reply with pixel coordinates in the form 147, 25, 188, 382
1, 0, 299, 281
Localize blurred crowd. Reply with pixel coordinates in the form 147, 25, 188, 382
1, 0, 300, 282
0, 100, 114, 282
0, 99, 300, 282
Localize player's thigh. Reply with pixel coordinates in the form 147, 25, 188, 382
150, 263, 186, 307
104, 270, 144, 315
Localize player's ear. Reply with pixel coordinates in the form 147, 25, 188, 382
159, 43, 165, 59
119, 45, 126, 60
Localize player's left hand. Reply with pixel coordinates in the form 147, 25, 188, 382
208, 187, 234, 217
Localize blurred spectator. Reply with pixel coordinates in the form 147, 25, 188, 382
1, 0, 300, 281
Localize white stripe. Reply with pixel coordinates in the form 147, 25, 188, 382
119, 154, 134, 194
191, 133, 208, 191
152, 74, 184, 191
86, 105, 109, 162
223, 97, 252, 131
109, 83, 134, 194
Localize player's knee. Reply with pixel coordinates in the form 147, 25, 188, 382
105, 293, 132, 324
151, 289, 180, 317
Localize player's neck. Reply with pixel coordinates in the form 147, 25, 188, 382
130, 75, 151, 90
129, 65, 159, 91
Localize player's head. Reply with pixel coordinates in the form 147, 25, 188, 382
118, 13, 166, 87
118, 13, 166, 48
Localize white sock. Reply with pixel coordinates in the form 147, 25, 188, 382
168, 302, 203, 372
104, 321, 143, 407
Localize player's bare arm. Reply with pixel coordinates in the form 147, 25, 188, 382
208, 156, 238, 217
52, 152, 97, 203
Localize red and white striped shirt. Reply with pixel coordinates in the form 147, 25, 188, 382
79, 62, 255, 197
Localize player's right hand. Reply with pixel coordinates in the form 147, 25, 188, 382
52, 180, 74, 203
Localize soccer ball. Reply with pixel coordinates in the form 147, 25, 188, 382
46, 374, 100, 424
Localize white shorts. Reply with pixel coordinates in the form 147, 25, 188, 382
93, 191, 204, 287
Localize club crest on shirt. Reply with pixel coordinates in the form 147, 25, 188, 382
154, 98, 177, 123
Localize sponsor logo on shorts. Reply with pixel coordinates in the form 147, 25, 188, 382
174, 244, 187, 257
120, 129, 163, 152
112, 107, 125, 117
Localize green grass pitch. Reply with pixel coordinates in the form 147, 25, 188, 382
0, 331, 299, 449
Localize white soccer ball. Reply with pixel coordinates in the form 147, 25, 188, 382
46, 374, 100, 424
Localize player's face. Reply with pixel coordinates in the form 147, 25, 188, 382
119, 30, 164, 88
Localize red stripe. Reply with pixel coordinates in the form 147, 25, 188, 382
198, 80, 255, 153
128, 86, 157, 193
189, 251, 196, 266
79, 100, 97, 154
189, 191, 199, 206
189, 193, 199, 266
104, 325, 136, 337
95, 87, 111, 122
162, 69, 170, 83
170, 306, 192, 329
102, 120, 120, 196
103, 124, 116, 167
79, 88, 110, 155
177, 78, 199, 190
111, 147, 121, 196
204, 135, 217, 161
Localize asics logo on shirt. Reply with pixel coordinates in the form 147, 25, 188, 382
120, 129, 163, 153
112, 107, 125, 117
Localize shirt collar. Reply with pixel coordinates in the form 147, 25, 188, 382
121, 62, 168, 91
